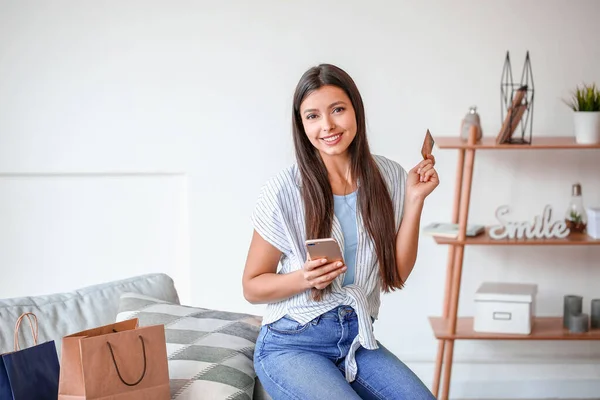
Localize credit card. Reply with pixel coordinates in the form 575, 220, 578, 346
421, 129, 434, 159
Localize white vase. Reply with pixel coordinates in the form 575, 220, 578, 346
573, 111, 600, 144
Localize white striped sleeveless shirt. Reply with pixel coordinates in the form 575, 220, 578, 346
251, 154, 407, 382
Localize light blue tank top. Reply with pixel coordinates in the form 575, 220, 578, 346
333, 191, 358, 286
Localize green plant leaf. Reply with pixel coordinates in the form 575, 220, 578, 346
565, 83, 600, 112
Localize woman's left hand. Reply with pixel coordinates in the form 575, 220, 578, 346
405, 155, 439, 202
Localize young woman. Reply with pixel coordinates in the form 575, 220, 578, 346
243, 63, 438, 399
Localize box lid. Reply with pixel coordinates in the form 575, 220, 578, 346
474, 282, 538, 303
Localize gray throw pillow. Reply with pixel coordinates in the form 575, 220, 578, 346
116, 292, 261, 400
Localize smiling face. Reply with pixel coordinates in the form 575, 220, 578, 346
299, 85, 357, 159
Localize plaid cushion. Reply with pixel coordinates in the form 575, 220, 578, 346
116, 293, 262, 399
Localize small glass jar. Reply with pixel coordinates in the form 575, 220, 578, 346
565, 183, 587, 234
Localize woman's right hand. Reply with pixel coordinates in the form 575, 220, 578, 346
302, 258, 347, 290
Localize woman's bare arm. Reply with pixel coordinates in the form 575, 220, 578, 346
242, 230, 347, 304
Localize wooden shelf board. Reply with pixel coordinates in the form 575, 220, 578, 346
429, 317, 600, 340
434, 136, 600, 150
432, 228, 600, 246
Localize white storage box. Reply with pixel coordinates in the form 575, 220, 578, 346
474, 282, 538, 335
586, 207, 600, 239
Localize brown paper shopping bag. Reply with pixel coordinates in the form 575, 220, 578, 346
58, 318, 170, 400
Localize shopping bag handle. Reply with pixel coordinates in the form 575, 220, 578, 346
14, 312, 39, 351
107, 335, 147, 387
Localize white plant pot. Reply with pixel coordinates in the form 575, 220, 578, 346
573, 111, 600, 144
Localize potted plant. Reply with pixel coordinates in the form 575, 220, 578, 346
564, 83, 600, 144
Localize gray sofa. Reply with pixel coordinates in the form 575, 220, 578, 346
0, 273, 270, 399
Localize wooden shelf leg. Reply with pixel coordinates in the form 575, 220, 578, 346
440, 246, 465, 399
440, 338, 455, 400
441, 128, 477, 399
432, 149, 465, 398
432, 340, 446, 398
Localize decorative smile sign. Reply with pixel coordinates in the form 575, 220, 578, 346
489, 205, 570, 240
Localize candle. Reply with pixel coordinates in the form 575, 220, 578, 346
591, 299, 600, 329
567, 313, 589, 333
563, 295, 583, 328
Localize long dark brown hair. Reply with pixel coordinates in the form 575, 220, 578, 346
292, 64, 403, 300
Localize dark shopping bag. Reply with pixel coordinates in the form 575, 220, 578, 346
0, 312, 60, 399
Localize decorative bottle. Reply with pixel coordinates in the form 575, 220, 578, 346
565, 183, 587, 234
460, 106, 483, 142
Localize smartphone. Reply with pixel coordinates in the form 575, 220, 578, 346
305, 238, 344, 262
421, 129, 435, 159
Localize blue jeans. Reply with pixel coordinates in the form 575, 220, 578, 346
254, 306, 435, 400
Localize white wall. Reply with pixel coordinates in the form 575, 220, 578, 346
0, 173, 191, 302
1, 0, 599, 398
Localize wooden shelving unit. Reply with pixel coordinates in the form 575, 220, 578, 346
433, 229, 600, 246
430, 317, 600, 341
430, 130, 600, 400
434, 136, 600, 150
